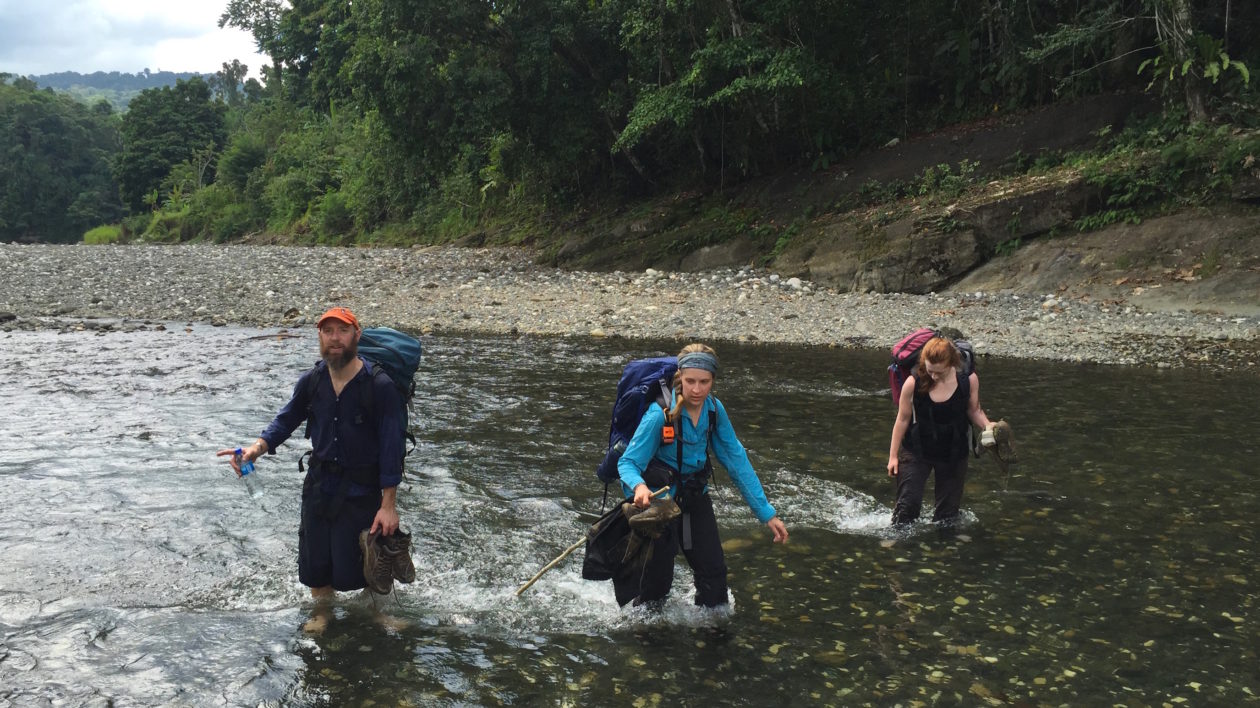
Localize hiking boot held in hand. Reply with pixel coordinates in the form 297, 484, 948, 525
359, 529, 394, 594
381, 529, 416, 584
623, 499, 682, 538
990, 420, 1017, 463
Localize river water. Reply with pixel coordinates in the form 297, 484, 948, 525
0, 325, 1256, 706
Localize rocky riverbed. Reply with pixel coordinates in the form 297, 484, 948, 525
1, 243, 1257, 370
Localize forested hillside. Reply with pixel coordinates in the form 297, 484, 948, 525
23, 70, 210, 109
0, 77, 124, 242
2, 0, 1256, 258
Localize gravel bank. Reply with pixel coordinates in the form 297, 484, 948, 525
2, 243, 1257, 370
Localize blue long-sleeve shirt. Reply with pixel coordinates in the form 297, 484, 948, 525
617, 396, 776, 524
260, 357, 404, 496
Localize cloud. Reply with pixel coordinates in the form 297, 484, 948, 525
0, 0, 268, 77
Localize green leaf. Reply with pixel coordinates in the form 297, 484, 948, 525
1181, 59, 1192, 76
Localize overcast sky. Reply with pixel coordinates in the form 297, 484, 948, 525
0, 0, 270, 77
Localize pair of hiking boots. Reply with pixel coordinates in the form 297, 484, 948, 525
980, 420, 1017, 462
359, 529, 416, 595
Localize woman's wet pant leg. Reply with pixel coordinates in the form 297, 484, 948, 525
681, 494, 729, 607
892, 450, 930, 525
931, 456, 968, 524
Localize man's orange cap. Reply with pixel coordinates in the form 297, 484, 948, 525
316, 306, 359, 330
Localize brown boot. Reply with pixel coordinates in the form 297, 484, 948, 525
991, 420, 1017, 463
381, 529, 416, 584
624, 499, 681, 538
359, 530, 394, 594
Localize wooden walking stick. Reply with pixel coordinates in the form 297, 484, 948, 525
515, 487, 669, 597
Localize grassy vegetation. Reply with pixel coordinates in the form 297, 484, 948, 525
82, 225, 122, 244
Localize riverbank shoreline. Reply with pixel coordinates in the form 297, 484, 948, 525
2, 243, 1257, 370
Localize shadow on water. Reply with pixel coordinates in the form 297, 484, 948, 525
0, 325, 1257, 705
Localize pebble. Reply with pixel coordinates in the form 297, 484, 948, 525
0, 243, 1257, 370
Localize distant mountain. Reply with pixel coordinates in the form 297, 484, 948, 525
21, 70, 211, 110
28, 70, 209, 92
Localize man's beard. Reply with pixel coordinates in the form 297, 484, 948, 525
321, 341, 358, 369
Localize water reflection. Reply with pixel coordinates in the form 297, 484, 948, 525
0, 325, 1256, 705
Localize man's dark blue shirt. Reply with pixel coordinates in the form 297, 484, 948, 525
260, 356, 404, 497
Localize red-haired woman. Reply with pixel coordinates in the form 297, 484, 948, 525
887, 337, 994, 526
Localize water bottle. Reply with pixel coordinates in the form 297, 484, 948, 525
234, 447, 262, 498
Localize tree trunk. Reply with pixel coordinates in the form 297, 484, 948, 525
1154, 0, 1208, 122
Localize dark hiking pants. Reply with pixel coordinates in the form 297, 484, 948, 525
298, 469, 381, 591
891, 448, 968, 526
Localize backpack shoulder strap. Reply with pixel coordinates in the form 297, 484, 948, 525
360, 358, 405, 423
302, 361, 327, 439
706, 402, 718, 453
358, 359, 384, 423
304, 361, 326, 400
679, 399, 718, 473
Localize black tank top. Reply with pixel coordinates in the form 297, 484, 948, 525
906, 372, 971, 461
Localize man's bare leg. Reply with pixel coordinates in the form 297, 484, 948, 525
302, 586, 334, 633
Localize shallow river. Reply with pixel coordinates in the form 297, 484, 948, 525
0, 325, 1256, 706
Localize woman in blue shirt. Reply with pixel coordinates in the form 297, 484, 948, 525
616, 343, 789, 608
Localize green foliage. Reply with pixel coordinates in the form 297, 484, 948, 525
1006, 207, 1023, 237
1066, 113, 1258, 233
208, 60, 252, 107
209, 203, 262, 243
923, 214, 965, 233
916, 160, 979, 200
82, 224, 122, 244
768, 219, 804, 260
257, 107, 348, 230
182, 183, 263, 242
9, 1, 1260, 248
311, 190, 354, 240
219, 0, 286, 81
1138, 33, 1250, 92
142, 206, 195, 242
1075, 209, 1141, 232
0, 76, 124, 242
994, 237, 1022, 256
217, 133, 268, 193
851, 179, 910, 208
120, 213, 152, 239
115, 78, 227, 212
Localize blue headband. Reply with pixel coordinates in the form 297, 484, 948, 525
677, 351, 718, 375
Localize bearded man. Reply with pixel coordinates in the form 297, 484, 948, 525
218, 306, 404, 631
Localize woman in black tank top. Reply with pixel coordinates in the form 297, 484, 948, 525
886, 337, 994, 526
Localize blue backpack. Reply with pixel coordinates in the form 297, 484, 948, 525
594, 357, 678, 483
304, 326, 422, 456
358, 327, 423, 409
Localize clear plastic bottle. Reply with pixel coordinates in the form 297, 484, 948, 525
234, 447, 261, 498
